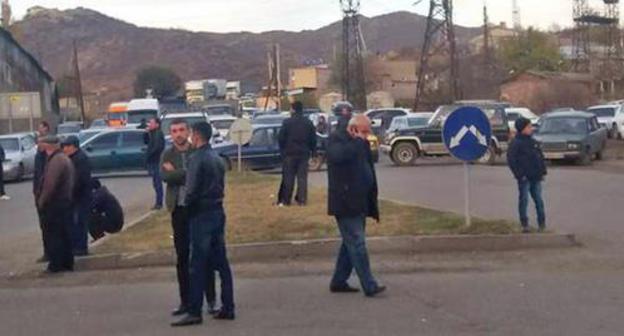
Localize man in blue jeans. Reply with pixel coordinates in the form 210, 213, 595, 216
326, 102, 386, 297
171, 122, 234, 327
507, 117, 547, 233
146, 118, 165, 210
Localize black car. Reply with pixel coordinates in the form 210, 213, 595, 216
214, 124, 283, 170
380, 102, 511, 166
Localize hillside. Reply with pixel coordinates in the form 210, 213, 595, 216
13, 7, 480, 103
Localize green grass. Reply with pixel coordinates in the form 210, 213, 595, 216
95, 171, 518, 254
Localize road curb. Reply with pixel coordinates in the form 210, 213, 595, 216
76, 233, 580, 271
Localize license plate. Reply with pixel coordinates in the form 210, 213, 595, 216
545, 153, 566, 159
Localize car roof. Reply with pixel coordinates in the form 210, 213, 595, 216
542, 111, 594, 119
208, 115, 237, 121
587, 104, 619, 109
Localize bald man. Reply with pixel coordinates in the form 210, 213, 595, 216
326, 109, 386, 297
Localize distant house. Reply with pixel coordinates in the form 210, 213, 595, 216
0, 26, 59, 134
368, 57, 418, 105
468, 22, 518, 55
288, 65, 332, 95
500, 71, 596, 114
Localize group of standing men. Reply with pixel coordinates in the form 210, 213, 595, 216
33, 122, 92, 273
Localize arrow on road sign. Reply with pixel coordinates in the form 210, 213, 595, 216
449, 125, 488, 149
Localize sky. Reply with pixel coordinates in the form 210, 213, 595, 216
10, 0, 588, 33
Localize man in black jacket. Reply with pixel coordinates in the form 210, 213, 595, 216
277, 101, 317, 206
0, 142, 8, 200
507, 117, 547, 233
146, 118, 165, 210
326, 103, 386, 298
62, 136, 92, 256
34, 121, 51, 262
171, 122, 235, 327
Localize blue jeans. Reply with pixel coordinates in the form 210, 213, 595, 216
188, 209, 234, 317
518, 179, 546, 228
71, 196, 91, 253
146, 162, 163, 207
330, 215, 379, 295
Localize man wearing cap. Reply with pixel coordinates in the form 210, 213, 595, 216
507, 117, 547, 233
36, 135, 75, 273
62, 135, 92, 256
34, 121, 51, 262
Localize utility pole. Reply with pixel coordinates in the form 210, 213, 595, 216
72, 40, 86, 123
511, 0, 521, 30
263, 43, 281, 111
340, 0, 367, 111
414, 0, 460, 111
1, 0, 11, 28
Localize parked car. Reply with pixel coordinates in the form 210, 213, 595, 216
252, 114, 288, 126
505, 107, 539, 130
78, 129, 106, 144
214, 124, 283, 170
386, 113, 433, 134
208, 115, 237, 139
380, 102, 511, 166
57, 121, 83, 136
0, 132, 38, 181
89, 119, 108, 129
534, 111, 607, 165
586, 104, 624, 139
81, 129, 148, 173
365, 108, 411, 137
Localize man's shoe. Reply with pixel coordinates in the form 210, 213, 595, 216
330, 284, 360, 293
171, 306, 187, 316
206, 302, 220, 315
171, 314, 202, 327
0, 195, 10, 200
213, 309, 235, 320
365, 285, 387, 297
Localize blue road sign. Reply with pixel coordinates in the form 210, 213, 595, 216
442, 106, 492, 162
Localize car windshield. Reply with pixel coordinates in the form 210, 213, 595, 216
203, 106, 232, 116
407, 117, 430, 127
108, 112, 127, 121
78, 131, 102, 143
58, 124, 81, 134
538, 117, 588, 135
432, 105, 505, 127
0, 138, 19, 152
127, 110, 158, 124
212, 119, 235, 130
162, 116, 206, 132
588, 108, 616, 118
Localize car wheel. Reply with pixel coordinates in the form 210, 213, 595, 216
391, 142, 419, 166
477, 146, 497, 165
596, 148, 604, 161
15, 164, 25, 182
578, 149, 592, 166
308, 154, 325, 171
610, 124, 617, 139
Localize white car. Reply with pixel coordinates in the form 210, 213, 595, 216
365, 108, 411, 136
160, 112, 222, 145
1, 132, 38, 181
586, 104, 624, 139
506, 107, 539, 130
208, 114, 237, 139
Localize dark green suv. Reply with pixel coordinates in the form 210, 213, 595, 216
380, 102, 511, 166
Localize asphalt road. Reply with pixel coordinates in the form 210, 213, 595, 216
0, 175, 154, 275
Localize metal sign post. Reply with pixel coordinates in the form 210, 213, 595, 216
237, 131, 243, 173
442, 106, 492, 228
228, 119, 253, 173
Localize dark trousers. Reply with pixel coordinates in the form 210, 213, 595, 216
172, 206, 216, 309
518, 179, 546, 228
280, 155, 309, 205
188, 209, 234, 317
147, 162, 163, 207
330, 215, 379, 295
0, 167, 5, 195
71, 196, 91, 254
41, 206, 74, 272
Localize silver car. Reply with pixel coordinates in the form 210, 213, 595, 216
1, 133, 38, 181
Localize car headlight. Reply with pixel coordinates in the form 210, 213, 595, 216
567, 143, 580, 150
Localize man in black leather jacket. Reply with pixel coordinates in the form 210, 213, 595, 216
172, 122, 235, 327
326, 103, 385, 298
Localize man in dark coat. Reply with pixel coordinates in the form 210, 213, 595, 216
61, 135, 92, 256
36, 135, 75, 273
33, 121, 51, 262
89, 179, 124, 240
171, 122, 235, 327
0, 142, 8, 200
161, 118, 218, 317
146, 117, 165, 210
326, 103, 386, 298
277, 101, 317, 206
507, 117, 547, 233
